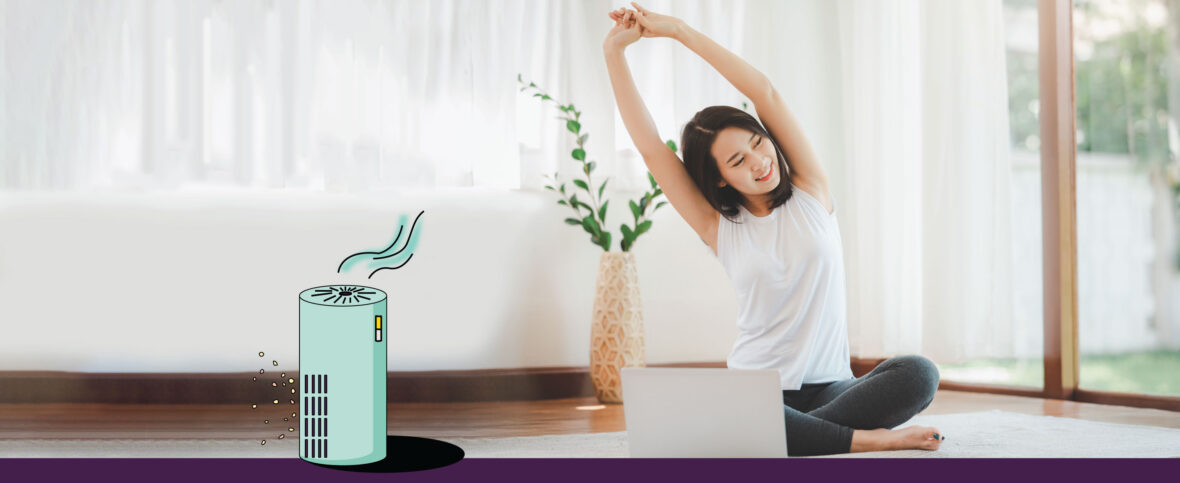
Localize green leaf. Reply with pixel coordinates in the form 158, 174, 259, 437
600, 232, 612, 252
544, 185, 555, 191
557, 199, 568, 206
559, 184, 566, 195
578, 133, 589, 145
541, 95, 551, 101
517, 73, 523, 82
653, 188, 662, 197
655, 201, 668, 211
636, 220, 653, 236
571, 193, 593, 213
566, 120, 581, 134
648, 172, 657, 189
582, 216, 601, 236
629, 200, 641, 222
598, 179, 609, 199
640, 194, 650, 212
586, 161, 596, 174
573, 179, 589, 191
665, 139, 678, 153
620, 224, 634, 242
598, 201, 609, 222
564, 217, 581, 226
534, 93, 544, 98
572, 148, 586, 161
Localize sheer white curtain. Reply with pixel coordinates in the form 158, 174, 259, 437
0, 0, 746, 193
834, 0, 1017, 362
0, 0, 540, 191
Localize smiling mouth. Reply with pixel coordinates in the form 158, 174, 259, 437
755, 164, 773, 182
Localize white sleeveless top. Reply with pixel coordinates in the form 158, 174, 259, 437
714, 185, 853, 390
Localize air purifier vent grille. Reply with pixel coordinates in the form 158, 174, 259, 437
307, 285, 379, 307
302, 373, 329, 458
304, 374, 329, 394
304, 439, 329, 458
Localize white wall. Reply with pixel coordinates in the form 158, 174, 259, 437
0, 189, 739, 372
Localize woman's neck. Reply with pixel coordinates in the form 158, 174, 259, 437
741, 193, 774, 217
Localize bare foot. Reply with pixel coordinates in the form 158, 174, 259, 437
850, 426, 943, 453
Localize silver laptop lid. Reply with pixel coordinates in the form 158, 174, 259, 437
621, 367, 787, 458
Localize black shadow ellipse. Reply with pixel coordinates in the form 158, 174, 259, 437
306, 435, 464, 473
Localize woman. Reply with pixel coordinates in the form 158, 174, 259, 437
603, 4, 944, 456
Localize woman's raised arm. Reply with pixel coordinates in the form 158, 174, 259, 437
603, 10, 720, 253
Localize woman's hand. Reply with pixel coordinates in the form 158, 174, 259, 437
626, 2, 684, 40
603, 8, 643, 52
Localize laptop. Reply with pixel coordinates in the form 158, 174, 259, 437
620, 367, 788, 458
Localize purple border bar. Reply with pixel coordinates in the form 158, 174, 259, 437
0, 458, 1176, 482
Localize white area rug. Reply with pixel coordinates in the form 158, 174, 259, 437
2, 411, 1177, 458
441, 410, 1180, 458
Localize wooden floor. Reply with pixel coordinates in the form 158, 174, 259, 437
0, 390, 1176, 440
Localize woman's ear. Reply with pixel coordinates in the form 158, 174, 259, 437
717, 179, 727, 188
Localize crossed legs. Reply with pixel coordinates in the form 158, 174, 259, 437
781, 355, 942, 456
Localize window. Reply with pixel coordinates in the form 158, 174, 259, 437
1074, 0, 1180, 397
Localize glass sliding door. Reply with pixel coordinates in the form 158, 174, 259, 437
1073, 0, 1180, 397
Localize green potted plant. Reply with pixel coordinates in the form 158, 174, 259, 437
519, 74, 672, 403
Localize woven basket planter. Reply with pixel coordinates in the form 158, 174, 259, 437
589, 251, 647, 403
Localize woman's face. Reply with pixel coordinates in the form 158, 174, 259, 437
709, 127, 782, 196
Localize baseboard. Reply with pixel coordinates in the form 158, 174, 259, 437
0, 359, 883, 404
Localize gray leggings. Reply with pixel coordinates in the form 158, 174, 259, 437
780, 354, 940, 456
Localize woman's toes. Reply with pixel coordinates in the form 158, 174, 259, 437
892, 425, 940, 450
922, 426, 943, 450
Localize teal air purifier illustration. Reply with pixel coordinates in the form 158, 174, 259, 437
299, 285, 387, 465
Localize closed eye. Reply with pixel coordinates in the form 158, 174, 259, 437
735, 137, 763, 166
730, 135, 763, 167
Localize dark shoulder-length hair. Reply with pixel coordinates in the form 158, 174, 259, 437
680, 105, 793, 223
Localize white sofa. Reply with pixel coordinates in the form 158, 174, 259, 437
0, 188, 737, 373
